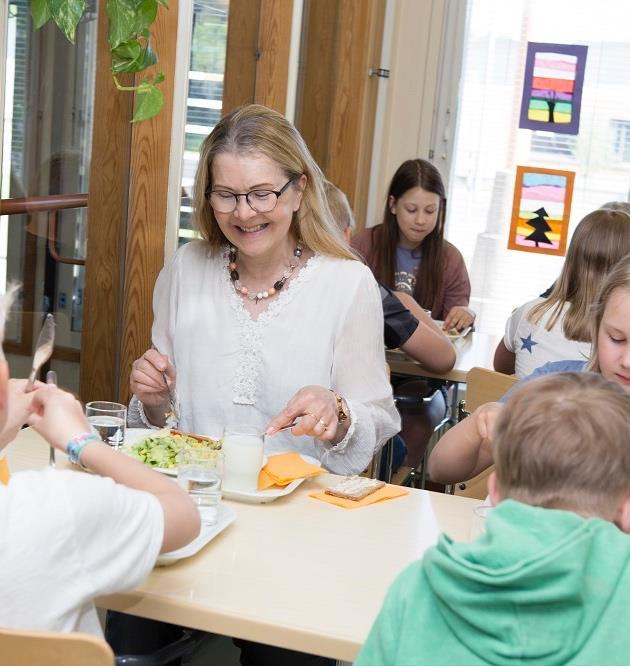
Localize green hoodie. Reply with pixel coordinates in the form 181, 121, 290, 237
356, 500, 630, 666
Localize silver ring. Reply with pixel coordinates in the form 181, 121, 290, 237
318, 418, 328, 429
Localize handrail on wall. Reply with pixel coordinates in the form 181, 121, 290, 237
0, 193, 88, 265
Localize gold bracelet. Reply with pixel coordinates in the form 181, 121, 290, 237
329, 389, 348, 423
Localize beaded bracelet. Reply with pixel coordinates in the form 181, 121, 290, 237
66, 432, 101, 470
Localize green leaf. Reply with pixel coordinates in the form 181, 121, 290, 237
31, 0, 52, 29
136, 0, 158, 32
111, 40, 142, 73
48, 0, 85, 43
137, 43, 158, 69
132, 83, 163, 123
112, 39, 142, 61
156, 0, 169, 8
107, 0, 138, 49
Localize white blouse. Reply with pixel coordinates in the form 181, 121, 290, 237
130, 241, 400, 475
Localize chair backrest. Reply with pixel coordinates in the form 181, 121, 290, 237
465, 367, 518, 412
454, 367, 517, 499
0, 627, 114, 666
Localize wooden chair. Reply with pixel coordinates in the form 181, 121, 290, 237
0, 627, 114, 666
453, 367, 517, 500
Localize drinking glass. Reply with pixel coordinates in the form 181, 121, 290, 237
222, 426, 265, 492
177, 447, 224, 525
85, 401, 127, 449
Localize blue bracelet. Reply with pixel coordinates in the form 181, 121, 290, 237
66, 432, 101, 469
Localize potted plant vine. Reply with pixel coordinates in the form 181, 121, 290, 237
29, 0, 168, 122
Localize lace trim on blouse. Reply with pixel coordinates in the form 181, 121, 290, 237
128, 394, 179, 429
221, 247, 323, 405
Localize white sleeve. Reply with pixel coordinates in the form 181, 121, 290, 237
320, 269, 401, 475
65, 473, 164, 596
128, 248, 183, 428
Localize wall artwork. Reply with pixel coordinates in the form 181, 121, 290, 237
519, 42, 588, 135
508, 166, 575, 256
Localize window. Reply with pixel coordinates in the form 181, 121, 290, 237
610, 119, 630, 163
178, 0, 229, 245
444, 0, 630, 337
530, 131, 577, 159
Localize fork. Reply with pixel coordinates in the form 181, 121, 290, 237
46, 370, 58, 467
24, 313, 55, 393
152, 345, 179, 422
273, 419, 299, 434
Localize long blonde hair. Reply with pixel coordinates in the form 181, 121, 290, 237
192, 104, 356, 261
528, 209, 630, 341
586, 252, 630, 372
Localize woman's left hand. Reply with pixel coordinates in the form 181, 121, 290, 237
443, 306, 476, 331
266, 385, 343, 442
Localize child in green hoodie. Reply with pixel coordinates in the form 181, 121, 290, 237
356, 371, 630, 666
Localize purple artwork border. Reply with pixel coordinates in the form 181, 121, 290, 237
519, 42, 588, 135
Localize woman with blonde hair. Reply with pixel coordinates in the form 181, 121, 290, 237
129, 104, 399, 475
494, 208, 630, 378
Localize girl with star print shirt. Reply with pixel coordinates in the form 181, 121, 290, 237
500, 296, 591, 378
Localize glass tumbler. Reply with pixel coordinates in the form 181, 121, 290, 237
85, 401, 127, 449
177, 447, 224, 525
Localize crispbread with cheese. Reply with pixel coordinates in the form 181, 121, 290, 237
324, 475, 385, 501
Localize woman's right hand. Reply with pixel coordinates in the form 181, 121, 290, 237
130, 348, 176, 408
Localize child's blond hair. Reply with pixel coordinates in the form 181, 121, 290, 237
493, 372, 630, 519
528, 209, 630, 341
587, 252, 630, 373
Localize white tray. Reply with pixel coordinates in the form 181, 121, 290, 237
156, 503, 236, 566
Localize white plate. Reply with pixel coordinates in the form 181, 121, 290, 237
156, 503, 236, 566
435, 320, 472, 339
222, 453, 322, 504
124, 428, 224, 477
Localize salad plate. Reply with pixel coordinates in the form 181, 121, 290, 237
222, 453, 322, 504
156, 503, 236, 566
124, 428, 221, 476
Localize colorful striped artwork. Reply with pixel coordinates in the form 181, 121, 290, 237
519, 43, 588, 135
508, 166, 575, 256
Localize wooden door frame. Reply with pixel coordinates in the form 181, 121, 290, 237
223, 0, 294, 114
80, 2, 178, 404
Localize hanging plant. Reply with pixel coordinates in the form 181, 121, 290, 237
29, 0, 168, 122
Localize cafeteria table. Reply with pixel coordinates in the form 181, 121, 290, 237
6, 427, 483, 662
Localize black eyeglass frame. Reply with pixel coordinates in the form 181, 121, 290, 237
207, 178, 296, 213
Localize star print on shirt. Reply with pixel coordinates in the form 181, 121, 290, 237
520, 334, 538, 353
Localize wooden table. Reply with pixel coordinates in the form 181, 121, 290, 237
6, 428, 482, 662
386, 330, 501, 383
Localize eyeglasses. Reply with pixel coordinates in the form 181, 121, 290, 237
208, 178, 296, 214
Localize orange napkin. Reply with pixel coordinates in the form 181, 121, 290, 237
257, 452, 325, 490
310, 483, 408, 509
0, 457, 9, 486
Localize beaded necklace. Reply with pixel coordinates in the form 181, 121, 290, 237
228, 244, 303, 303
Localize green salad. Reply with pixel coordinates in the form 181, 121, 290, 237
127, 431, 222, 469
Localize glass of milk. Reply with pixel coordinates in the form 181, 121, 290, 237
222, 426, 265, 492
